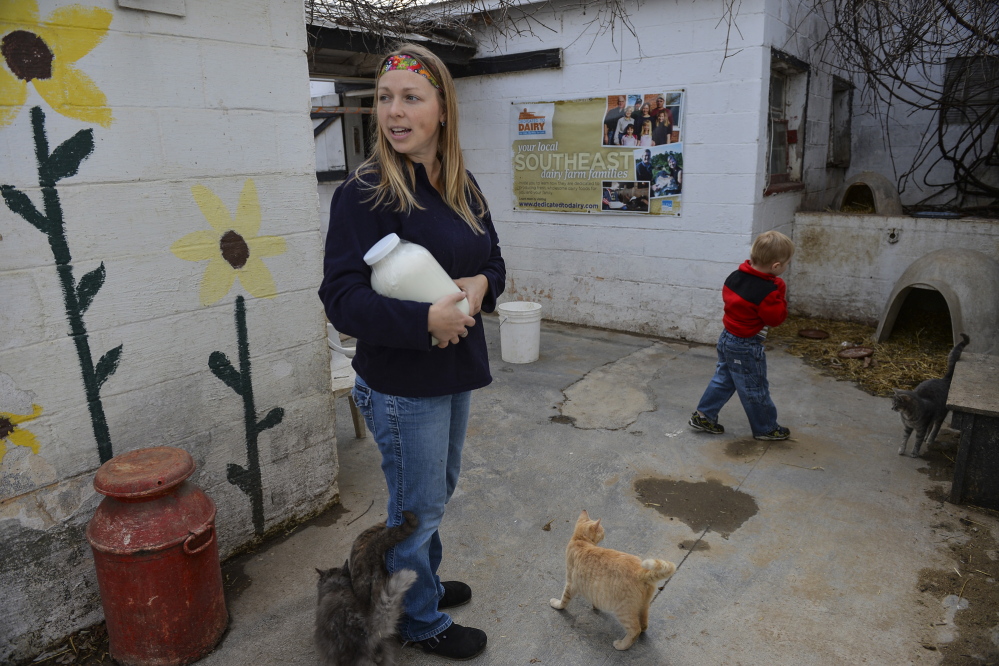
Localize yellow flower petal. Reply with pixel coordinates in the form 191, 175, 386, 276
34, 63, 111, 127
199, 257, 237, 306
0, 0, 40, 26
234, 179, 261, 238
0, 67, 28, 127
247, 235, 287, 259
0, 404, 42, 463
171, 230, 220, 262
8, 425, 40, 454
236, 257, 278, 300
192, 184, 236, 234
42, 6, 112, 63
8, 404, 43, 425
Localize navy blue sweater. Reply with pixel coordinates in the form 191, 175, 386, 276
319, 164, 505, 397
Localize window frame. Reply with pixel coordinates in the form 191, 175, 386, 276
765, 49, 810, 195
827, 76, 853, 169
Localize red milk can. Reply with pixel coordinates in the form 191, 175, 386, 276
86, 446, 228, 666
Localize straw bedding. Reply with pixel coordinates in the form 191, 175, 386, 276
768, 314, 955, 397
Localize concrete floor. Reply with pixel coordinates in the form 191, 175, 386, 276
200, 316, 987, 666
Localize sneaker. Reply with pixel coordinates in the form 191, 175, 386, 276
409, 623, 487, 660
754, 426, 791, 441
688, 412, 725, 434
438, 581, 471, 610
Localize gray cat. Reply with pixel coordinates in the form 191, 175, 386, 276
891, 333, 969, 458
315, 512, 419, 666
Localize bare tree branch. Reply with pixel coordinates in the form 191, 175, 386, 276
813, 0, 999, 212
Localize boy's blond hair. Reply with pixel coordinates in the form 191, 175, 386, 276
751, 230, 795, 266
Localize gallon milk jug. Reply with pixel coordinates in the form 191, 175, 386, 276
363, 233, 468, 344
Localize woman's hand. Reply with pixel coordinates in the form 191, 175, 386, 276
454, 275, 489, 316
428, 291, 476, 348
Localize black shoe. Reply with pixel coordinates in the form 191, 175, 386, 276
410, 623, 487, 660
754, 425, 790, 441
689, 412, 725, 434
438, 581, 472, 610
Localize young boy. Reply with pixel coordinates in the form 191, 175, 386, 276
689, 230, 795, 440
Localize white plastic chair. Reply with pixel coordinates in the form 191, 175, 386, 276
327, 322, 365, 438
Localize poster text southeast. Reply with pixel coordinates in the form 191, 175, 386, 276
513, 151, 632, 176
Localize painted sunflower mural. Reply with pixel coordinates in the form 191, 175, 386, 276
0, 0, 113, 127
172, 179, 287, 534
0, 404, 43, 464
172, 180, 287, 306
1, 1, 120, 463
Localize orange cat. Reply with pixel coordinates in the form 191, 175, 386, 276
549, 510, 676, 650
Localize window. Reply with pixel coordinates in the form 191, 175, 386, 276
943, 56, 999, 125
766, 50, 809, 192
827, 76, 852, 168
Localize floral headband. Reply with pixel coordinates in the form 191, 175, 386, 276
381, 54, 442, 91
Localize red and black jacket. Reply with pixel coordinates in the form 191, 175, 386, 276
722, 260, 787, 338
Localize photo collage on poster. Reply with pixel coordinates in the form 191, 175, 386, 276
599, 91, 684, 213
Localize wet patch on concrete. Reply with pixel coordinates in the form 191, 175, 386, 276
724, 438, 794, 459
925, 485, 951, 504
915, 431, 959, 482
222, 560, 253, 601
634, 477, 759, 536
917, 452, 956, 482
311, 502, 349, 528
916, 509, 999, 664
678, 539, 710, 552
218, 501, 349, 605
550, 415, 576, 425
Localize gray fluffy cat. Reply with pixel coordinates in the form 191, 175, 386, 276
315, 511, 419, 666
891, 333, 969, 458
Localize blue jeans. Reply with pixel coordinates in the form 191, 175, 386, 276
695, 330, 779, 437
351, 376, 470, 642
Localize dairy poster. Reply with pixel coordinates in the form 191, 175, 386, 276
511, 91, 684, 216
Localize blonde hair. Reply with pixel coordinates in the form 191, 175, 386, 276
355, 43, 487, 234
641, 121, 652, 135
751, 230, 795, 266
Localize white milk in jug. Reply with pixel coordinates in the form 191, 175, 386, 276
363, 233, 469, 344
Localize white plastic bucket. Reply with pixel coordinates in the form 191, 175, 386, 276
498, 301, 542, 364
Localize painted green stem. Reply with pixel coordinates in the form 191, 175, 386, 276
0, 106, 119, 463
212, 295, 284, 534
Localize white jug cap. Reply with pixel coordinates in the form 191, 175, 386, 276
363, 233, 400, 265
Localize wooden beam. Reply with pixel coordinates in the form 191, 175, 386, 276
451, 48, 562, 78
317, 169, 349, 183
306, 24, 477, 66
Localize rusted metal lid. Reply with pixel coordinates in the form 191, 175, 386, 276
798, 328, 830, 339
838, 346, 874, 359
93, 446, 195, 499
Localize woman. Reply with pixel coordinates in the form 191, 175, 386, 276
635, 102, 654, 135
319, 43, 504, 661
665, 154, 683, 193
651, 110, 672, 145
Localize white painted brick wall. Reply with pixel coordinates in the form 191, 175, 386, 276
462, 0, 779, 343
789, 212, 999, 323
0, 1, 334, 662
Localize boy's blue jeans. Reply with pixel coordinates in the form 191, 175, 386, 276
696, 329, 779, 437
351, 376, 470, 642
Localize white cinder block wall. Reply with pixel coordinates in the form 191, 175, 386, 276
790, 213, 999, 324
459, 0, 839, 343
0, 2, 336, 662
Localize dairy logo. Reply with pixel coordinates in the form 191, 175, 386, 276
515, 103, 554, 140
